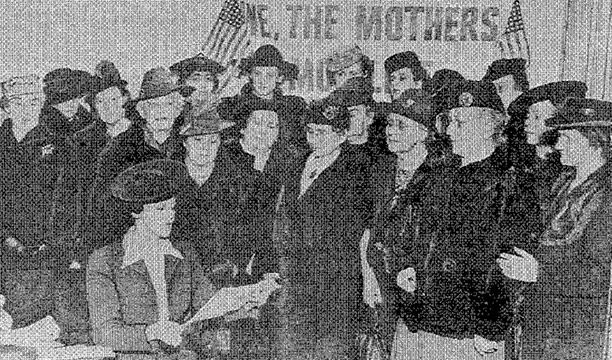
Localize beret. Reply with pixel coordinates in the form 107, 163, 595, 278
170, 55, 225, 82
437, 80, 505, 115
306, 98, 351, 130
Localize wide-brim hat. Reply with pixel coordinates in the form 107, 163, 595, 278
91, 60, 128, 95
427, 69, 465, 97
437, 79, 505, 115
43, 68, 94, 105
482, 58, 527, 83
133, 67, 195, 103
170, 55, 226, 82
507, 80, 588, 117
547, 97, 612, 129
384, 51, 423, 76
238, 45, 298, 79
328, 76, 375, 108
110, 159, 189, 204
379, 91, 435, 130
180, 96, 235, 136
307, 98, 351, 130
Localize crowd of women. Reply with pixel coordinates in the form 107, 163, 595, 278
0, 42, 611, 360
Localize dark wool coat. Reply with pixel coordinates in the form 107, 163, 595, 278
0, 119, 68, 267
366, 152, 460, 353
221, 139, 296, 280
281, 144, 371, 357
87, 240, 216, 360
170, 145, 251, 277
407, 148, 541, 342
522, 164, 612, 360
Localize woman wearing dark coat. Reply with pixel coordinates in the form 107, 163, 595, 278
363, 97, 459, 358
521, 97, 612, 360
280, 100, 370, 359
389, 80, 541, 360
87, 67, 192, 252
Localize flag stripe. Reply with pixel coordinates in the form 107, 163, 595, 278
214, 26, 239, 61
202, 18, 223, 53
221, 26, 248, 65
208, 25, 231, 59
218, 39, 251, 93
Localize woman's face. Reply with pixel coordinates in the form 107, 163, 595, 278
184, 133, 221, 165
306, 123, 346, 155
53, 97, 84, 119
389, 67, 420, 100
139, 92, 184, 131
347, 104, 373, 139
526, 100, 557, 146
136, 197, 176, 238
557, 129, 592, 167
6, 93, 44, 124
446, 107, 502, 166
95, 86, 127, 125
386, 113, 429, 154
250, 67, 281, 98
241, 110, 279, 151
333, 62, 364, 89
185, 71, 216, 94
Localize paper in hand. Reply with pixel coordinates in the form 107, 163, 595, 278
182, 279, 281, 329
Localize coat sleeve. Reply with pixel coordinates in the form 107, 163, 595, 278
86, 249, 152, 352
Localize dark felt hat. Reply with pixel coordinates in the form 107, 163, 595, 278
306, 98, 351, 130
110, 159, 189, 204
180, 95, 234, 136
547, 97, 612, 129
169, 54, 225, 83
507, 81, 588, 116
482, 58, 527, 83
327, 77, 375, 108
438, 80, 505, 115
238, 45, 299, 80
91, 60, 128, 95
379, 91, 435, 130
427, 69, 465, 97
134, 67, 194, 103
384, 51, 423, 76
43, 68, 94, 105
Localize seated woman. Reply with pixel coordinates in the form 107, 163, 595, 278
524, 97, 612, 360
86, 159, 258, 360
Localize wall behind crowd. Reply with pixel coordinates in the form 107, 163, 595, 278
0, 0, 565, 101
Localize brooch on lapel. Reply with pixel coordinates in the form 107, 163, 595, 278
41, 144, 54, 157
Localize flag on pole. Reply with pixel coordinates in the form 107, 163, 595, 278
498, 0, 531, 66
202, 0, 250, 67
201, 0, 252, 93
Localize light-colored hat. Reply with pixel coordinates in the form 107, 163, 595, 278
326, 45, 365, 72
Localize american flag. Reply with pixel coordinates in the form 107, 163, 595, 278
498, 0, 530, 66
202, 0, 252, 92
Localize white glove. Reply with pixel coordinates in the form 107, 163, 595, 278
397, 267, 416, 293
497, 247, 539, 283
145, 320, 183, 347
473, 334, 500, 356
362, 266, 382, 308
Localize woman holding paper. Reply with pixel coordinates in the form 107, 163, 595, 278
86, 159, 264, 360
